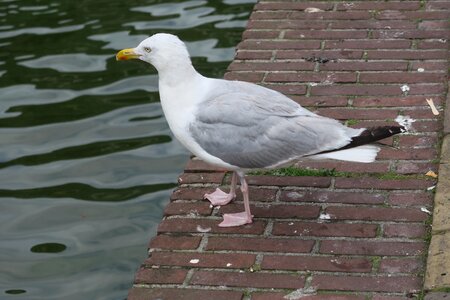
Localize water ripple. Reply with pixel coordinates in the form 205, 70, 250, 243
0, 0, 256, 299
0, 24, 86, 39
18, 54, 111, 73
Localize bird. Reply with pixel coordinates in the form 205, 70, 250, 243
116, 33, 405, 227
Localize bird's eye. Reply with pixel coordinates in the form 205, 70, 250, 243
143, 47, 151, 53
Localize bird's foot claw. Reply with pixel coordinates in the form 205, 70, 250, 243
219, 212, 253, 227
204, 188, 235, 206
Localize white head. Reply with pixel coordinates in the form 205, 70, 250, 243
116, 33, 193, 73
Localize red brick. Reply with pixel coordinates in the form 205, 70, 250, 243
379, 258, 424, 274
376, 11, 450, 20
426, 1, 450, 10
276, 50, 363, 60
128, 288, 243, 300
408, 84, 447, 95
336, 2, 421, 11
164, 202, 212, 216
372, 30, 450, 39
229, 61, 315, 72
315, 107, 399, 120
206, 236, 315, 253
235, 50, 273, 60
234, 187, 278, 202
398, 135, 438, 148
178, 172, 225, 184
396, 162, 438, 175
384, 223, 427, 238
314, 83, 445, 96
262, 255, 372, 273
320, 240, 425, 256
171, 187, 215, 200
407, 120, 444, 132
157, 218, 266, 235
291, 95, 349, 107
262, 84, 307, 95
321, 61, 408, 71
242, 30, 280, 40
219, 203, 320, 219
134, 268, 187, 284
255, 2, 334, 11
284, 30, 368, 40
145, 252, 255, 269
264, 72, 356, 83
366, 50, 448, 60
246, 175, 331, 187
248, 20, 329, 30
330, 20, 416, 30
325, 40, 411, 49
290, 11, 372, 20
419, 20, 449, 29
334, 177, 433, 190
378, 147, 437, 160
149, 235, 201, 250
280, 190, 386, 205
410, 61, 448, 72
359, 72, 446, 84
417, 40, 449, 50
224, 72, 265, 83
250, 11, 291, 20
238, 40, 321, 50
294, 161, 390, 173
190, 270, 305, 289
171, 186, 277, 202
312, 274, 421, 293
403, 108, 440, 119
325, 206, 428, 222
349, 118, 395, 129
352, 96, 444, 107
388, 192, 433, 206
372, 295, 410, 300
251, 293, 364, 300
311, 85, 402, 96
273, 221, 378, 238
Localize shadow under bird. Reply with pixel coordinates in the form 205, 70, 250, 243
116, 33, 405, 227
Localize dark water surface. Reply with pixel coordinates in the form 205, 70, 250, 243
0, 0, 255, 299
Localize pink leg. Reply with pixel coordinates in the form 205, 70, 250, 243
219, 171, 253, 227
204, 172, 237, 206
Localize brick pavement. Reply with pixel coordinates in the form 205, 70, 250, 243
128, 1, 449, 299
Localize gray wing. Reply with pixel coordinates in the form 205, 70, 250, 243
190, 83, 360, 169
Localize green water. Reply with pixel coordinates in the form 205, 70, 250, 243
0, 0, 255, 299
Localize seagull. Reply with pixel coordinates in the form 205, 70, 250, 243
116, 33, 404, 227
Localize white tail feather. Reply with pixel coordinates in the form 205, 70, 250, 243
310, 145, 380, 163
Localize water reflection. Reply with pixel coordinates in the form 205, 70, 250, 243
18, 54, 111, 73
0, 0, 255, 298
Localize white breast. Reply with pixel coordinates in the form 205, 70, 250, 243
158, 76, 237, 170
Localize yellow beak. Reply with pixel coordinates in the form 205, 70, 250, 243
116, 48, 140, 61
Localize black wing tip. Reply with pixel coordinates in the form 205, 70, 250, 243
342, 125, 405, 151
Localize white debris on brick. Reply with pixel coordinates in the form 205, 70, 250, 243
421, 207, 432, 215
395, 115, 416, 132
400, 84, 410, 94
196, 225, 211, 233
319, 213, 331, 220
284, 286, 317, 299
305, 7, 324, 13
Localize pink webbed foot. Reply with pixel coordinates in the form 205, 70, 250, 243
219, 211, 253, 227
204, 188, 235, 206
